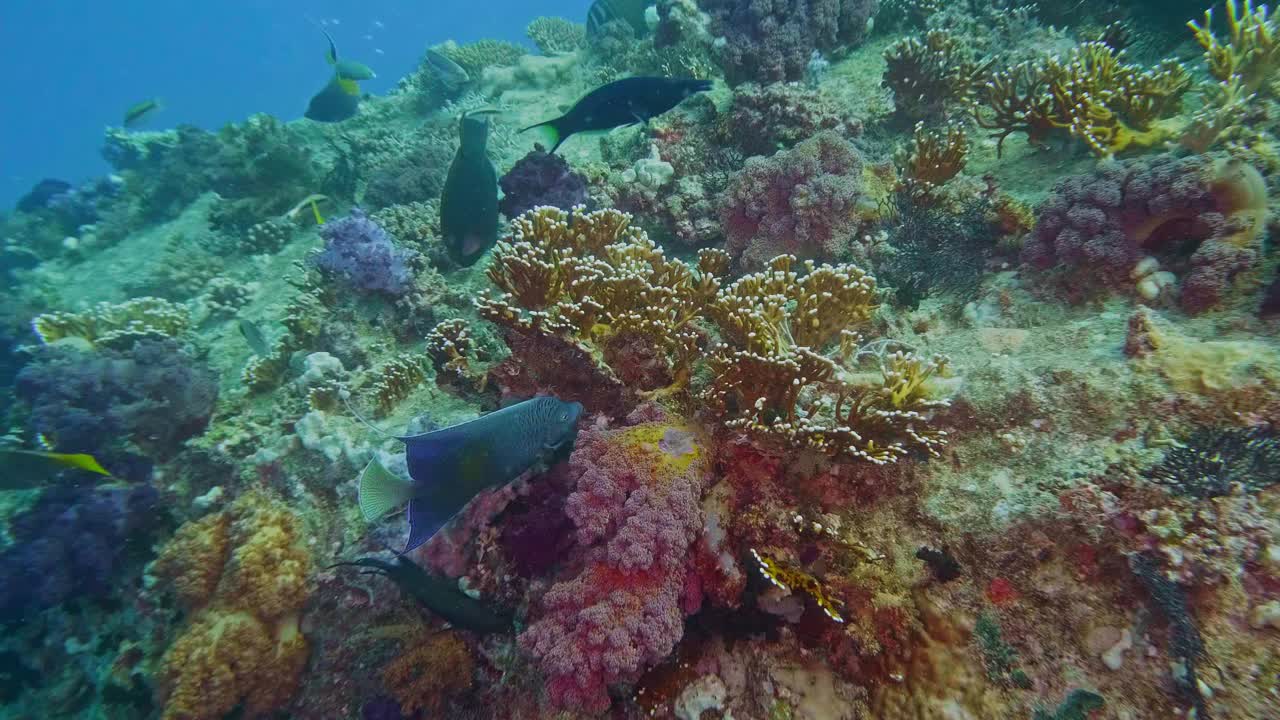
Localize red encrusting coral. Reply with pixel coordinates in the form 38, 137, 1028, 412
517, 422, 709, 713
1023, 153, 1268, 313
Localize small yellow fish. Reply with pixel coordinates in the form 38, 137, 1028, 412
310, 198, 325, 225
1, 449, 114, 488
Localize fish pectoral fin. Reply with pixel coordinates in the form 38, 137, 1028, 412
358, 458, 414, 521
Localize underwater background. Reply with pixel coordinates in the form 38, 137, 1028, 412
2, 0, 1279, 718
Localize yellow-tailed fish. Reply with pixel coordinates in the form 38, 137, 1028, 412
1, 449, 114, 488
310, 198, 325, 225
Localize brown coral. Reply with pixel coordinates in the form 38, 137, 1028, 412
151, 513, 231, 609
382, 629, 475, 715
882, 31, 991, 123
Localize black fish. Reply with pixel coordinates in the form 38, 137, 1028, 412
440, 110, 500, 266
522, 76, 711, 153
305, 76, 360, 122
358, 396, 583, 552
330, 556, 512, 634
15, 179, 72, 213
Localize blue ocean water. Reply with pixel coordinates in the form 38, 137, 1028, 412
0, 0, 590, 209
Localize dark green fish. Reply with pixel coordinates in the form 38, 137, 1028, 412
238, 319, 269, 356
329, 556, 512, 634
305, 76, 360, 122
123, 98, 162, 128
305, 31, 369, 123
358, 396, 583, 552
440, 110, 499, 266
521, 76, 711, 153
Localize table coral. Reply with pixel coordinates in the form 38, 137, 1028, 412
720, 131, 886, 268
526, 16, 586, 55
1023, 153, 1268, 312
518, 422, 709, 713
153, 492, 312, 719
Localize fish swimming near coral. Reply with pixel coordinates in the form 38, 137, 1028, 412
329, 555, 513, 634
305, 31, 372, 123
441, 109, 500, 266
0, 448, 114, 488
424, 48, 470, 91
238, 319, 270, 356
585, 0, 652, 38
358, 396, 583, 552
123, 98, 163, 128
521, 76, 712, 153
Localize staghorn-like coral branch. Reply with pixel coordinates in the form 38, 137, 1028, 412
1189, 0, 1280, 96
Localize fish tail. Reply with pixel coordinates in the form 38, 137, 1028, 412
357, 458, 414, 522
310, 199, 325, 225
520, 119, 563, 153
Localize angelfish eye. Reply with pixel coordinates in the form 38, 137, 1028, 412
560, 412, 569, 422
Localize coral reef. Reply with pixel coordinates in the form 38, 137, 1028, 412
311, 208, 418, 297
720, 131, 886, 267
1022, 153, 1268, 312
151, 492, 312, 720
977, 42, 1191, 157
527, 16, 586, 55
17, 339, 218, 463
701, 0, 880, 84
721, 82, 862, 157
32, 296, 189, 349
497, 145, 589, 219
518, 422, 709, 713
439, 39, 527, 76
882, 30, 991, 123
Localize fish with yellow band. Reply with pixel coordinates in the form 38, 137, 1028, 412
750, 547, 845, 623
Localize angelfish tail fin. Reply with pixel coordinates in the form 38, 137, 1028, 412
358, 458, 414, 522
404, 499, 450, 553
520, 119, 563, 153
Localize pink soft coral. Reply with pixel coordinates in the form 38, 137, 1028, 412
517, 422, 707, 713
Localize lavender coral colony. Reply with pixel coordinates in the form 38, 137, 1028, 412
4, 1, 1280, 719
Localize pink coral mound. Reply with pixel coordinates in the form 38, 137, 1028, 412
1023, 154, 1267, 313
517, 423, 708, 713
720, 131, 873, 268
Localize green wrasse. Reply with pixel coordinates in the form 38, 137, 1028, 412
123, 98, 163, 127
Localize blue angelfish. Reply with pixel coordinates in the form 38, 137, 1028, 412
359, 396, 583, 552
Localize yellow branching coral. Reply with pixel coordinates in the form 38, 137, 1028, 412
896, 122, 968, 198
883, 31, 992, 122
32, 297, 189, 349
1189, 1, 1280, 96
364, 353, 427, 417
426, 318, 483, 390
703, 256, 950, 464
978, 42, 1191, 157
478, 206, 728, 390
153, 492, 312, 720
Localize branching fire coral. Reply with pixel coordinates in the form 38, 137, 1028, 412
977, 42, 1191, 157
883, 30, 992, 123
703, 255, 950, 464
152, 492, 312, 720
32, 297, 189, 349
1189, 0, 1280, 97
478, 206, 729, 392
896, 122, 968, 199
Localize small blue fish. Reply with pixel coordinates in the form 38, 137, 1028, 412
359, 396, 583, 552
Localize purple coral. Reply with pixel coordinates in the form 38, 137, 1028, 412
16, 340, 218, 470
720, 130, 871, 267
312, 209, 417, 296
1023, 154, 1267, 313
726, 82, 862, 157
498, 145, 589, 219
702, 0, 879, 85
0, 484, 161, 619
517, 424, 704, 713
